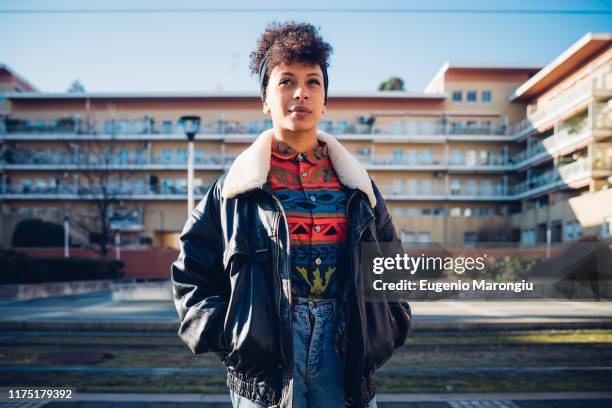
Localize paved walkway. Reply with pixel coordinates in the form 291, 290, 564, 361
2, 393, 611, 408
1, 290, 612, 331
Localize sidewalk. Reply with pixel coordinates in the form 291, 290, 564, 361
3, 392, 611, 408
2, 290, 612, 331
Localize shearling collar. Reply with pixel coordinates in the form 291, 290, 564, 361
220, 128, 377, 208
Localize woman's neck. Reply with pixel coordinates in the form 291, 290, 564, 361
273, 126, 318, 153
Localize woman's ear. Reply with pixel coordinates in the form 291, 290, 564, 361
262, 101, 270, 114
321, 105, 326, 114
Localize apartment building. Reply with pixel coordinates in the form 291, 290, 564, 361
0, 32, 610, 250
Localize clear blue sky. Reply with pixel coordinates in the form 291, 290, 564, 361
1, 0, 611, 93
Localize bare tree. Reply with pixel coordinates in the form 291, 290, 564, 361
68, 102, 140, 257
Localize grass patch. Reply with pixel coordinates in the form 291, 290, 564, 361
404, 330, 612, 345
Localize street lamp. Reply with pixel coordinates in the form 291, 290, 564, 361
179, 115, 201, 218
63, 211, 70, 258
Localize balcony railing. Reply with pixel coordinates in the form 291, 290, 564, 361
511, 118, 590, 165
1, 117, 511, 137
369, 122, 508, 136
362, 154, 444, 166
377, 182, 508, 198
509, 157, 593, 196
526, 70, 611, 125
0, 183, 212, 197
3, 148, 513, 169
526, 79, 594, 125
0, 149, 234, 168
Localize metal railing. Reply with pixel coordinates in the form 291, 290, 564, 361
1, 117, 510, 137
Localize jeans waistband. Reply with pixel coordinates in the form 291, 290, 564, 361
292, 295, 337, 317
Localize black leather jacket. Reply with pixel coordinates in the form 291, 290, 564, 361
171, 172, 412, 408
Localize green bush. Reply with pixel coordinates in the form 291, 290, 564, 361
0, 250, 124, 284
11, 218, 67, 247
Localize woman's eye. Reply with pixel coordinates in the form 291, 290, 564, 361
279, 79, 292, 85
309, 80, 321, 85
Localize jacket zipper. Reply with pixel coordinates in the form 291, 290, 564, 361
342, 189, 373, 406
268, 191, 293, 404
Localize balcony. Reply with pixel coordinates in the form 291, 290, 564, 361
512, 69, 611, 137
2, 147, 514, 172
370, 121, 508, 136
109, 207, 145, 232
509, 157, 596, 198
377, 180, 509, 200
511, 102, 610, 167
361, 153, 445, 169
512, 116, 591, 167
1, 116, 511, 141
0, 148, 232, 170
0, 179, 212, 200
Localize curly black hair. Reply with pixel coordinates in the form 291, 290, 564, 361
249, 21, 333, 100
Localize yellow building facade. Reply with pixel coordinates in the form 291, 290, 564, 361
1, 33, 610, 249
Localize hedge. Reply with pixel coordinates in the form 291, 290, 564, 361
0, 250, 124, 284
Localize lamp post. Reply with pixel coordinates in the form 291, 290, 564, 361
179, 115, 201, 218
63, 211, 70, 258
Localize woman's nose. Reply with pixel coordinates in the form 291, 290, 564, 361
294, 86, 309, 100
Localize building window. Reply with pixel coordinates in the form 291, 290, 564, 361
420, 149, 433, 165
19, 207, 32, 217
401, 230, 416, 243
479, 207, 491, 216
104, 120, 116, 134
481, 90, 492, 103
574, 221, 582, 239
21, 178, 33, 193
406, 208, 420, 216
176, 148, 187, 164
601, 217, 611, 239
176, 178, 187, 194
162, 148, 173, 164
417, 232, 431, 243
118, 120, 130, 134
391, 207, 405, 217
451, 150, 464, 165
452, 90, 462, 102
467, 90, 477, 103
450, 179, 461, 195
522, 228, 535, 246
161, 178, 174, 194
464, 232, 477, 246
564, 221, 574, 241
119, 148, 129, 165
161, 120, 173, 134
392, 148, 404, 164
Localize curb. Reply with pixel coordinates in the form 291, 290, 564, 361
1, 319, 612, 332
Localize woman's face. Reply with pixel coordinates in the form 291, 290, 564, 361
263, 61, 326, 133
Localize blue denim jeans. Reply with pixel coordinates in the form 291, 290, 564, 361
229, 296, 377, 408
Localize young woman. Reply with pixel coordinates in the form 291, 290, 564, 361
171, 21, 411, 408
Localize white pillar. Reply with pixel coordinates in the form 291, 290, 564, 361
115, 231, 121, 260
188, 140, 195, 217
64, 217, 70, 258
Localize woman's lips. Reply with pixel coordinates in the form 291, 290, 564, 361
288, 106, 312, 116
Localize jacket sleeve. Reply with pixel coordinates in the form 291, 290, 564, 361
171, 177, 230, 355
370, 178, 413, 349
